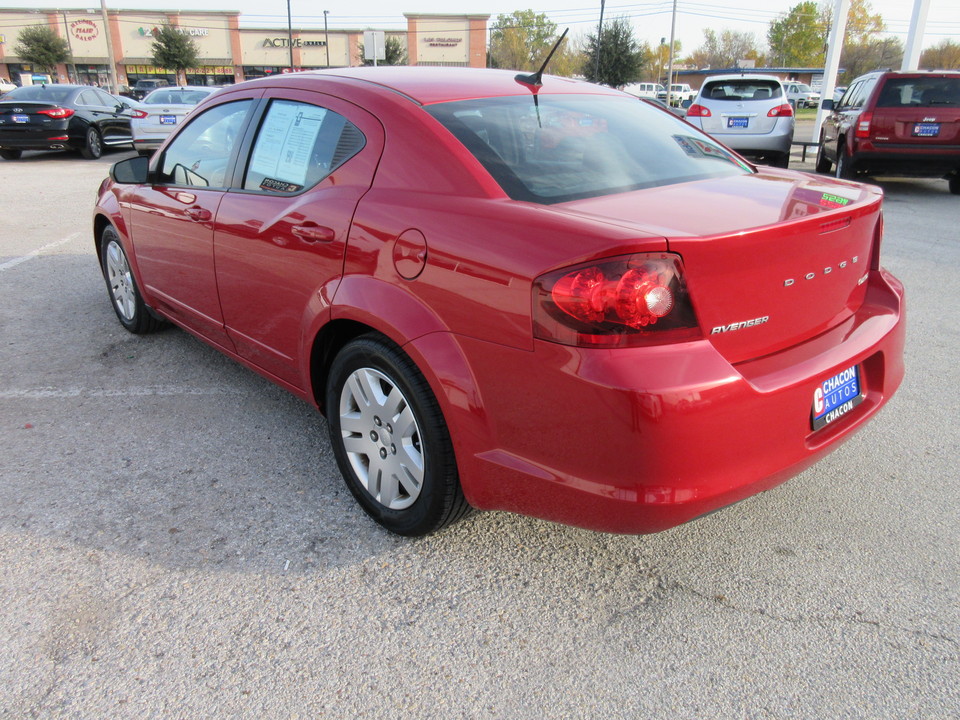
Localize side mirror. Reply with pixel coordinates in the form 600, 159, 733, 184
110, 155, 150, 184
821, 98, 835, 111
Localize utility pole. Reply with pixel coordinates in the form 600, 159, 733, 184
286, 0, 294, 70
324, 10, 330, 68
61, 11, 78, 83
666, 0, 677, 105
595, 0, 605, 81
99, 0, 119, 93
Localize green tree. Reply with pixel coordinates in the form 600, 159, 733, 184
488, 9, 558, 71
150, 24, 200, 86
920, 39, 960, 70
688, 29, 760, 69
584, 16, 645, 87
359, 36, 408, 66
14, 26, 70, 76
767, 1, 826, 67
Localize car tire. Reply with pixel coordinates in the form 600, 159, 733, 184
100, 225, 162, 334
81, 127, 103, 159
949, 174, 960, 196
772, 153, 790, 169
835, 147, 855, 180
0, 148, 22, 160
326, 335, 472, 536
815, 141, 832, 174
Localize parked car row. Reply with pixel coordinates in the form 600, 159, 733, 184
0, 84, 218, 160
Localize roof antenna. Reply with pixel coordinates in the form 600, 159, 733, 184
515, 28, 569, 87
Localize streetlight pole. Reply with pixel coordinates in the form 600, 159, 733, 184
666, 0, 677, 105
594, 0, 605, 81
324, 10, 330, 68
286, 0, 294, 71
61, 11, 78, 84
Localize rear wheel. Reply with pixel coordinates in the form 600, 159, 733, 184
0, 149, 22, 160
326, 335, 472, 536
835, 146, 855, 180
948, 174, 960, 196
80, 127, 103, 159
100, 225, 162, 334
771, 153, 790, 169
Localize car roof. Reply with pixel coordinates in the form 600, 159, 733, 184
242, 67, 623, 106
702, 74, 784, 84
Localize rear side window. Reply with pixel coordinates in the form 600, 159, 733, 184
426, 94, 751, 205
876, 77, 960, 108
242, 99, 366, 194
701, 80, 783, 101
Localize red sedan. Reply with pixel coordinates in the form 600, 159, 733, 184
93, 67, 905, 536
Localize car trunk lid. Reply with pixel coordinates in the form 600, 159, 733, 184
556, 170, 882, 364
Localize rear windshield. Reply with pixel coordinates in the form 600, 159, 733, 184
701, 80, 783, 102
144, 89, 212, 105
426, 95, 751, 205
4, 86, 74, 103
876, 77, 959, 108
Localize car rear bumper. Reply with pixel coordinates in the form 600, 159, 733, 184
0, 128, 77, 151
444, 268, 905, 534
851, 148, 960, 177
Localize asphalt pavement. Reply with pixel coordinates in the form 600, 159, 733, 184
0, 146, 957, 719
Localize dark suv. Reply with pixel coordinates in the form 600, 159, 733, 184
815, 70, 960, 194
130, 78, 170, 101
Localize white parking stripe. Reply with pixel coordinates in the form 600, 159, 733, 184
0, 386, 247, 399
0, 232, 84, 273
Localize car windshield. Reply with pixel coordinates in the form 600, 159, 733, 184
426, 94, 751, 205
795, 84, 813, 92
144, 89, 211, 105
702, 80, 783, 102
4, 85, 74, 103
876, 77, 959, 107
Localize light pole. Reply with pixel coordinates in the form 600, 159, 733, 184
61, 11, 78, 83
286, 0, 294, 70
594, 0, 605, 81
99, 0, 119, 92
324, 10, 330, 68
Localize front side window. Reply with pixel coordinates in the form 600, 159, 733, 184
242, 99, 365, 194
427, 94, 751, 205
158, 100, 252, 188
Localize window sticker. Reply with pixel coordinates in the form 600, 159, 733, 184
259, 177, 303, 193
250, 102, 327, 187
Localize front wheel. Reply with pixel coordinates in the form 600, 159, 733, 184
81, 127, 103, 159
326, 336, 472, 536
815, 141, 832, 173
100, 226, 161, 334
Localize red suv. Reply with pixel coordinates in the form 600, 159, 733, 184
816, 70, 960, 194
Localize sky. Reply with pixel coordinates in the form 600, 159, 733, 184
2, 0, 958, 52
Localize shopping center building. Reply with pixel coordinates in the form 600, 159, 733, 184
0, 8, 489, 88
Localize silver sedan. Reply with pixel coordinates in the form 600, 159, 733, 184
129, 86, 221, 155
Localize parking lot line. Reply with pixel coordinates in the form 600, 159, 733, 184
0, 232, 83, 273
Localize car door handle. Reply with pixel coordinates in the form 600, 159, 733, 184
186, 206, 211, 221
291, 223, 335, 243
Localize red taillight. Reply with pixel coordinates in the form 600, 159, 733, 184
36, 107, 75, 119
130, 109, 149, 119
855, 112, 873, 139
533, 253, 701, 348
687, 103, 711, 117
767, 103, 794, 118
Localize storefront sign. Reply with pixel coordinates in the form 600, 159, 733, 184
126, 64, 232, 75
262, 37, 326, 48
70, 19, 99, 42
138, 26, 209, 38
423, 37, 462, 47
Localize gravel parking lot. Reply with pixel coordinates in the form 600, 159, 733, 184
1, 147, 957, 719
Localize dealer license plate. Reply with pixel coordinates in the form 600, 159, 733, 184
727, 117, 749, 128
811, 365, 864, 431
159, 115, 177, 125
12, 114, 29, 124
912, 123, 940, 137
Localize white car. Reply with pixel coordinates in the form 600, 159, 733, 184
0, 78, 16, 95
785, 82, 820, 109
129, 86, 220, 155
658, 83, 696, 106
